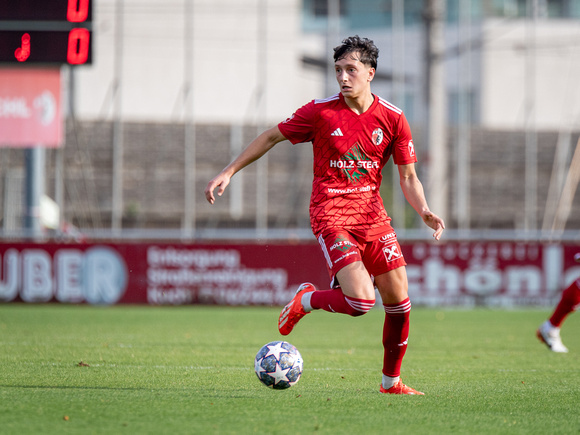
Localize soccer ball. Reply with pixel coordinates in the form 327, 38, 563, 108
254, 341, 303, 389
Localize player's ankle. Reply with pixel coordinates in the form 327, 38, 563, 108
301, 291, 314, 312
382, 375, 400, 390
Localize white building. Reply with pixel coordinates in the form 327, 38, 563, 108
74, 0, 320, 125
481, 18, 580, 130
72, 1, 580, 132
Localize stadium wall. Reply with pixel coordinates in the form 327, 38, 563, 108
1, 240, 579, 308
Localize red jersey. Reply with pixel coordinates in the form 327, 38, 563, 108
278, 93, 417, 238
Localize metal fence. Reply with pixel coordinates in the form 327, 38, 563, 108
0, 120, 579, 242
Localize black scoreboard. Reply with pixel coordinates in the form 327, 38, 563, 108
0, 0, 93, 65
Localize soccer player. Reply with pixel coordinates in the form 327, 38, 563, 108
536, 252, 580, 353
205, 36, 445, 395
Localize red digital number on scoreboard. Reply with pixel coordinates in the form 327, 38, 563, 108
14, 33, 31, 62
67, 0, 91, 23
67, 28, 90, 64
66, 0, 92, 64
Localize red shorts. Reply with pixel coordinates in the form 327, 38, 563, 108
317, 226, 407, 288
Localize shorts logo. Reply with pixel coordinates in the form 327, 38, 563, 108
372, 128, 384, 146
379, 232, 396, 243
383, 243, 402, 262
330, 235, 354, 253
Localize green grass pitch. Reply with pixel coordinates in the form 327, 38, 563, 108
0, 304, 578, 434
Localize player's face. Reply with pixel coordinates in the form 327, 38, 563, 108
335, 54, 374, 99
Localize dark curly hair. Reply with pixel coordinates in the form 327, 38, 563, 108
333, 35, 379, 69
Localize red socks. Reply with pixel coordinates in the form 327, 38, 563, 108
382, 298, 411, 378
310, 288, 375, 317
309, 289, 411, 378
549, 280, 580, 327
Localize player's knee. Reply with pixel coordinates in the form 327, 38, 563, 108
350, 304, 374, 317
345, 295, 375, 317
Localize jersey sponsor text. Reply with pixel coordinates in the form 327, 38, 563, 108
329, 160, 379, 169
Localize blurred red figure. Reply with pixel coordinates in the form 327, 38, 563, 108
536, 253, 580, 353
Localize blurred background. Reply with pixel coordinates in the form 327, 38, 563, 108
1, 0, 580, 241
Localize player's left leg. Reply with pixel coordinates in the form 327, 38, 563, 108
278, 282, 316, 336
278, 262, 376, 336
310, 260, 376, 315
375, 266, 423, 395
278, 230, 379, 335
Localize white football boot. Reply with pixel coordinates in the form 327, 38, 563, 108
536, 320, 569, 353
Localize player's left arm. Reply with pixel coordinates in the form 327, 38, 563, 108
398, 163, 445, 241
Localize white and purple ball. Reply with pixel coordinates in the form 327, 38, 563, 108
254, 341, 303, 389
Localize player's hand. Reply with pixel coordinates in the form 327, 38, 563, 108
204, 173, 231, 204
421, 211, 445, 241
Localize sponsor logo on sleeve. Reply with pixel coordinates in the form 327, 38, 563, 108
408, 140, 415, 157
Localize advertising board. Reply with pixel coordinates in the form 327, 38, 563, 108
0, 68, 62, 147
0, 241, 579, 307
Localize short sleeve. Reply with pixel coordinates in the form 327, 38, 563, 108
391, 113, 417, 165
278, 101, 316, 145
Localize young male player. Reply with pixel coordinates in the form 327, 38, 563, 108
205, 36, 445, 395
537, 252, 580, 353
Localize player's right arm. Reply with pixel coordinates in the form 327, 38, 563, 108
398, 162, 445, 241
205, 126, 287, 204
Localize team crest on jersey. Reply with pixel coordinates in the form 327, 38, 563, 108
408, 140, 415, 157
372, 128, 384, 146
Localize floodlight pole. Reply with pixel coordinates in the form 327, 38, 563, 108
390, 0, 406, 229
182, 0, 196, 238
111, 0, 125, 232
325, 0, 340, 97
456, 0, 472, 231
425, 0, 448, 225
255, 0, 268, 236
229, 124, 244, 220
524, 0, 539, 231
